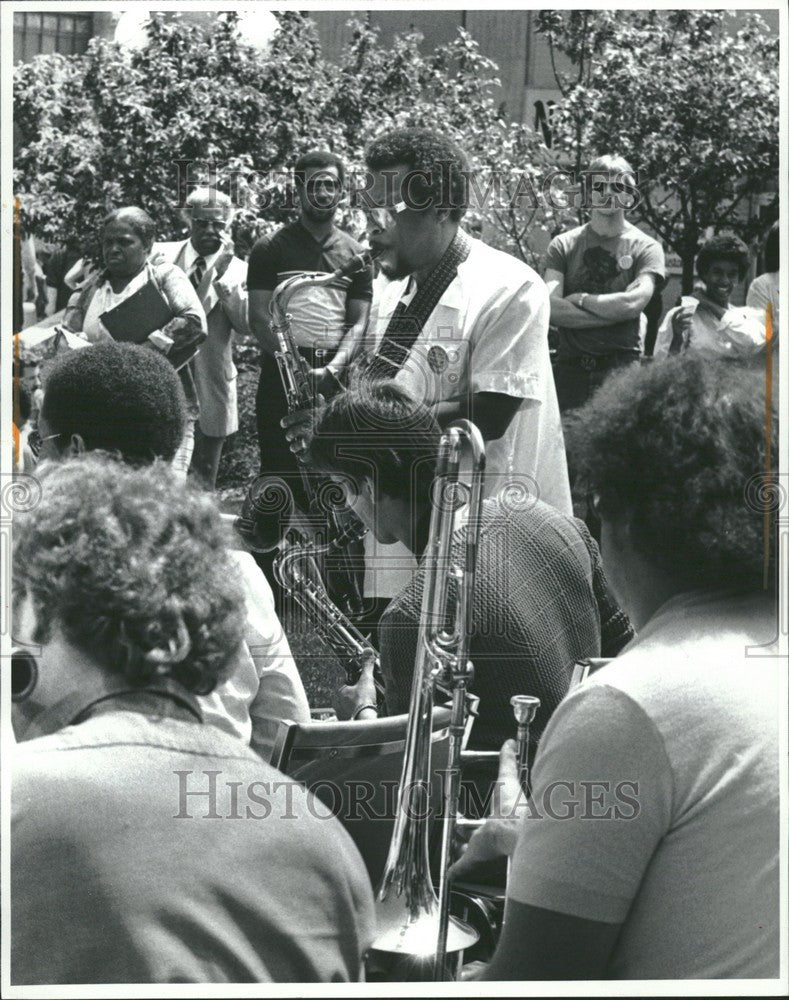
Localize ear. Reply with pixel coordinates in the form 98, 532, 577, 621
68, 433, 86, 456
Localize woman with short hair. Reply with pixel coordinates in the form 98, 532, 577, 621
61, 207, 207, 475
653, 234, 765, 359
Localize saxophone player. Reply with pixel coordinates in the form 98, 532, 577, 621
247, 150, 373, 515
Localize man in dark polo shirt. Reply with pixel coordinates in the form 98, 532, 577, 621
545, 154, 666, 411
247, 150, 373, 500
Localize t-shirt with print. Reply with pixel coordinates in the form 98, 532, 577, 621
544, 222, 666, 357
246, 220, 373, 352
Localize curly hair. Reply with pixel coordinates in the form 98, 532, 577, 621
309, 382, 441, 507
695, 234, 750, 281
566, 356, 777, 590
13, 454, 246, 695
42, 342, 187, 464
365, 127, 469, 221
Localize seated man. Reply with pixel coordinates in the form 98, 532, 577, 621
454, 356, 780, 980
12, 455, 374, 983
307, 382, 633, 753
653, 235, 765, 359
35, 342, 310, 755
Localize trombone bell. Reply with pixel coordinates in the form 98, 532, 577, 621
372, 892, 479, 955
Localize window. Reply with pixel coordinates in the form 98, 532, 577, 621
14, 12, 93, 62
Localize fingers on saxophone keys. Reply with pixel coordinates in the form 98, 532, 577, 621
281, 407, 312, 431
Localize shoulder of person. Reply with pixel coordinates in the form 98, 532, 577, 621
250, 223, 292, 256
483, 494, 577, 545
559, 223, 588, 244
466, 237, 543, 287
227, 548, 275, 607
152, 240, 186, 260
148, 258, 190, 283
625, 222, 663, 250
548, 223, 588, 251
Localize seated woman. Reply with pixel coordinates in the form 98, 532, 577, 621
453, 357, 779, 981
653, 235, 765, 359
61, 207, 207, 475
11, 454, 375, 984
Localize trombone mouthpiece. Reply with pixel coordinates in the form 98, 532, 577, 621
511, 694, 541, 726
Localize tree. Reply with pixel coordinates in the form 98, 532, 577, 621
13, 12, 571, 270
13, 12, 337, 257
536, 10, 779, 291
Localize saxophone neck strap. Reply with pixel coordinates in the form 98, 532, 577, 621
365, 229, 472, 381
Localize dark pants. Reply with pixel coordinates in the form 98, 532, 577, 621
552, 353, 640, 412
255, 348, 365, 618
554, 354, 639, 538
256, 348, 322, 514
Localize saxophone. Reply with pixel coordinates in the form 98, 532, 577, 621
273, 534, 386, 710
269, 252, 373, 618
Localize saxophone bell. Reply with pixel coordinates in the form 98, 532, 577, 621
273, 537, 386, 708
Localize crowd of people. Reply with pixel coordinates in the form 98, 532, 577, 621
9, 127, 781, 986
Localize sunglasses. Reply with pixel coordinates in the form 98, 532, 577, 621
361, 200, 407, 230
590, 181, 630, 195
192, 217, 229, 230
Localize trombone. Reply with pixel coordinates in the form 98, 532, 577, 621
370, 419, 486, 980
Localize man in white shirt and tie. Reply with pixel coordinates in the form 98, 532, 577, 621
155, 188, 252, 488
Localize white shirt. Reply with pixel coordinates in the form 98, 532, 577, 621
198, 549, 310, 756
362, 237, 572, 597
653, 299, 766, 359
368, 237, 570, 508
82, 266, 149, 342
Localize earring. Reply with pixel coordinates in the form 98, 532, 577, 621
12, 650, 39, 702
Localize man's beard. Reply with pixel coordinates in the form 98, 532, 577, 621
377, 249, 411, 281
302, 202, 337, 224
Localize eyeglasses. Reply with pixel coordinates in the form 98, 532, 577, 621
590, 181, 629, 195
27, 428, 60, 459
361, 200, 407, 230
192, 217, 229, 230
